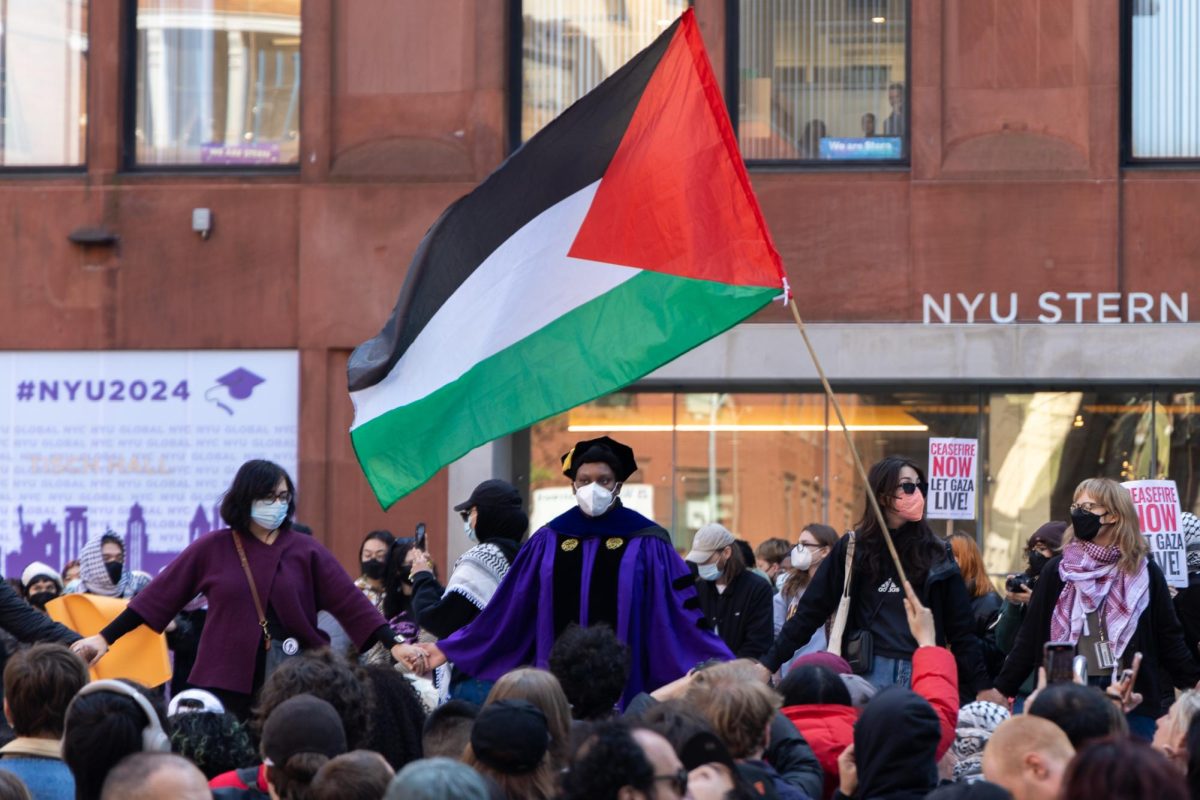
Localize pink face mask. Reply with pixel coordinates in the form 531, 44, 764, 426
893, 489, 925, 522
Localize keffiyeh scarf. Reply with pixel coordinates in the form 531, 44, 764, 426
1182, 512, 1200, 573
1050, 540, 1148, 662
952, 701, 1011, 782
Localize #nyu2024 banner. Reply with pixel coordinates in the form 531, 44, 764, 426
0, 351, 298, 581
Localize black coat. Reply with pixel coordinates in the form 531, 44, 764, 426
970, 591, 1005, 680
0, 580, 78, 645
695, 569, 775, 660
1172, 572, 1200, 664
993, 554, 1200, 717
759, 532, 989, 698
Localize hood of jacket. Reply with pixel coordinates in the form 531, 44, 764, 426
853, 686, 940, 799
781, 703, 858, 784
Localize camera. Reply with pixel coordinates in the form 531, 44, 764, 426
1005, 573, 1031, 593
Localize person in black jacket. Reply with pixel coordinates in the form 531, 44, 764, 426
1171, 512, 1200, 663
408, 479, 527, 639
985, 478, 1200, 740
754, 456, 989, 701
949, 531, 1005, 680
684, 523, 774, 661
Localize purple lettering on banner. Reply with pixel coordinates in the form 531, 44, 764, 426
38, 381, 58, 401
63, 380, 82, 401
85, 380, 104, 401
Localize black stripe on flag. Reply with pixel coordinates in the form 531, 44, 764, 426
347, 15, 681, 392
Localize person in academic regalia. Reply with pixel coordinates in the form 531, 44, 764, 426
402, 437, 731, 707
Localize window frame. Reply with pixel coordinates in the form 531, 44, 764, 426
724, 0, 912, 170
0, 0, 90, 174
120, 0, 302, 174
1119, 0, 1200, 167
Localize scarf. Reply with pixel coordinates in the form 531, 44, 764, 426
951, 701, 1011, 782
1050, 540, 1148, 662
1182, 512, 1200, 573
74, 534, 149, 598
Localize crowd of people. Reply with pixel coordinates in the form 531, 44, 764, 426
0, 438, 1198, 799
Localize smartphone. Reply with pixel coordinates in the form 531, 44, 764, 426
1072, 655, 1088, 684
414, 522, 426, 551
1044, 642, 1077, 684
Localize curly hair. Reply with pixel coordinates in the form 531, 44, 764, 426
252, 649, 372, 750
548, 624, 630, 721
362, 666, 426, 770
169, 712, 257, 779
559, 722, 655, 800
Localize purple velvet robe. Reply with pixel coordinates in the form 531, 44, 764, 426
130, 528, 386, 694
438, 506, 732, 706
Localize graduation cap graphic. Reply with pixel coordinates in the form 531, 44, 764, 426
205, 367, 265, 415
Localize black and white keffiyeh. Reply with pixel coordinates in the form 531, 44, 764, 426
445, 542, 511, 610
1183, 512, 1200, 574
952, 701, 1011, 782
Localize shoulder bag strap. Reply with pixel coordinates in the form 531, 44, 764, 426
826, 532, 856, 655
232, 531, 271, 652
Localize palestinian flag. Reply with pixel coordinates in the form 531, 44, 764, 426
349, 9, 785, 508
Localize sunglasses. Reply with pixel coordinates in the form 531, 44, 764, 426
458, 510, 471, 522
897, 480, 928, 495
653, 769, 688, 796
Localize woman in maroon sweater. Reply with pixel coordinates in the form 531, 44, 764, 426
71, 460, 414, 718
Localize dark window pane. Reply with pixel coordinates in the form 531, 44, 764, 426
134, 0, 300, 166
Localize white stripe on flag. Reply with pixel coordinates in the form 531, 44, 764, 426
350, 181, 641, 429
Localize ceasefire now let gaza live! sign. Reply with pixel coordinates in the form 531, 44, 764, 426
927, 438, 978, 520
1122, 479, 1187, 589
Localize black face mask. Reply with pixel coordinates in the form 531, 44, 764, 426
361, 559, 386, 581
1027, 551, 1050, 578
28, 591, 58, 610
1070, 508, 1104, 542
105, 561, 123, 585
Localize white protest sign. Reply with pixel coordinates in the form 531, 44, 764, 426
927, 438, 978, 520
1122, 479, 1186, 589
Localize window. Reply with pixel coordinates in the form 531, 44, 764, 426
529, 386, 1195, 584
132, 0, 300, 167
734, 0, 907, 164
516, 0, 689, 144
0, 1, 88, 167
1127, 0, 1200, 160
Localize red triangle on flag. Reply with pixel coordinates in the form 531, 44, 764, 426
568, 10, 784, 290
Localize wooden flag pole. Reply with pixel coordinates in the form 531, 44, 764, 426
787, 297, 910, 586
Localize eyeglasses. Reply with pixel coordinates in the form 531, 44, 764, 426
1070, 502, 1106, 514
652, 769, 688, 796
897, 480, 928, 496
261, 492, 292, 504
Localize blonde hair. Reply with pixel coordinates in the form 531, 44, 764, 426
484, 668, 572, 769
1064, 478, 1149, 574
684, 660, 780, 758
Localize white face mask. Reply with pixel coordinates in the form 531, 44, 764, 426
576, 483, 615, 517
697, 562, 721, 582
464, 520, 477, 542
774, 571, 789, 590
790, 544, 813, 571
250, 500, 287, 532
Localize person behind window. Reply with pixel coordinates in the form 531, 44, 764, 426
949, 531, 1005, 681
685, 525, 775, 661
801, 119, 827, 159
861, 113, 877, 137
756, 456, 988, 702
985, 478, 1200, 740
774, 524, 839, 675
883, 82, 905, 136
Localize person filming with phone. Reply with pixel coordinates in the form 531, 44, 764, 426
984, 478, 1200, 739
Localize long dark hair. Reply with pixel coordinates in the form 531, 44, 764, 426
855, 456, 944, 587
382, 539, 416, 620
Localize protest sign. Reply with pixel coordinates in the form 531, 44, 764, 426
927, 438, 978, 520
1123, 479, 1186, 589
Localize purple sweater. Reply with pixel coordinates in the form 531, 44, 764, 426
125, 528, 388, 694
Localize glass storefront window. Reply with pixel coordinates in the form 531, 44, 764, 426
518, 0, 689, 143
0, 1, 88, 167
737, 0, 907, 162
528, 387, 1187, 583
133, 0, 300, 167
1129, 0, 1200, 160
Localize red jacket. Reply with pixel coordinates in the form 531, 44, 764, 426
782, 646, 959, 799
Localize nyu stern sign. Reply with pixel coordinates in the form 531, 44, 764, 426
922, 292, 1189, 324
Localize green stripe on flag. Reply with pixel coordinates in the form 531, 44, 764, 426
351, 270, 777, 507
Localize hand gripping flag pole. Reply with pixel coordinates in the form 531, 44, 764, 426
785, 292, 909, 586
